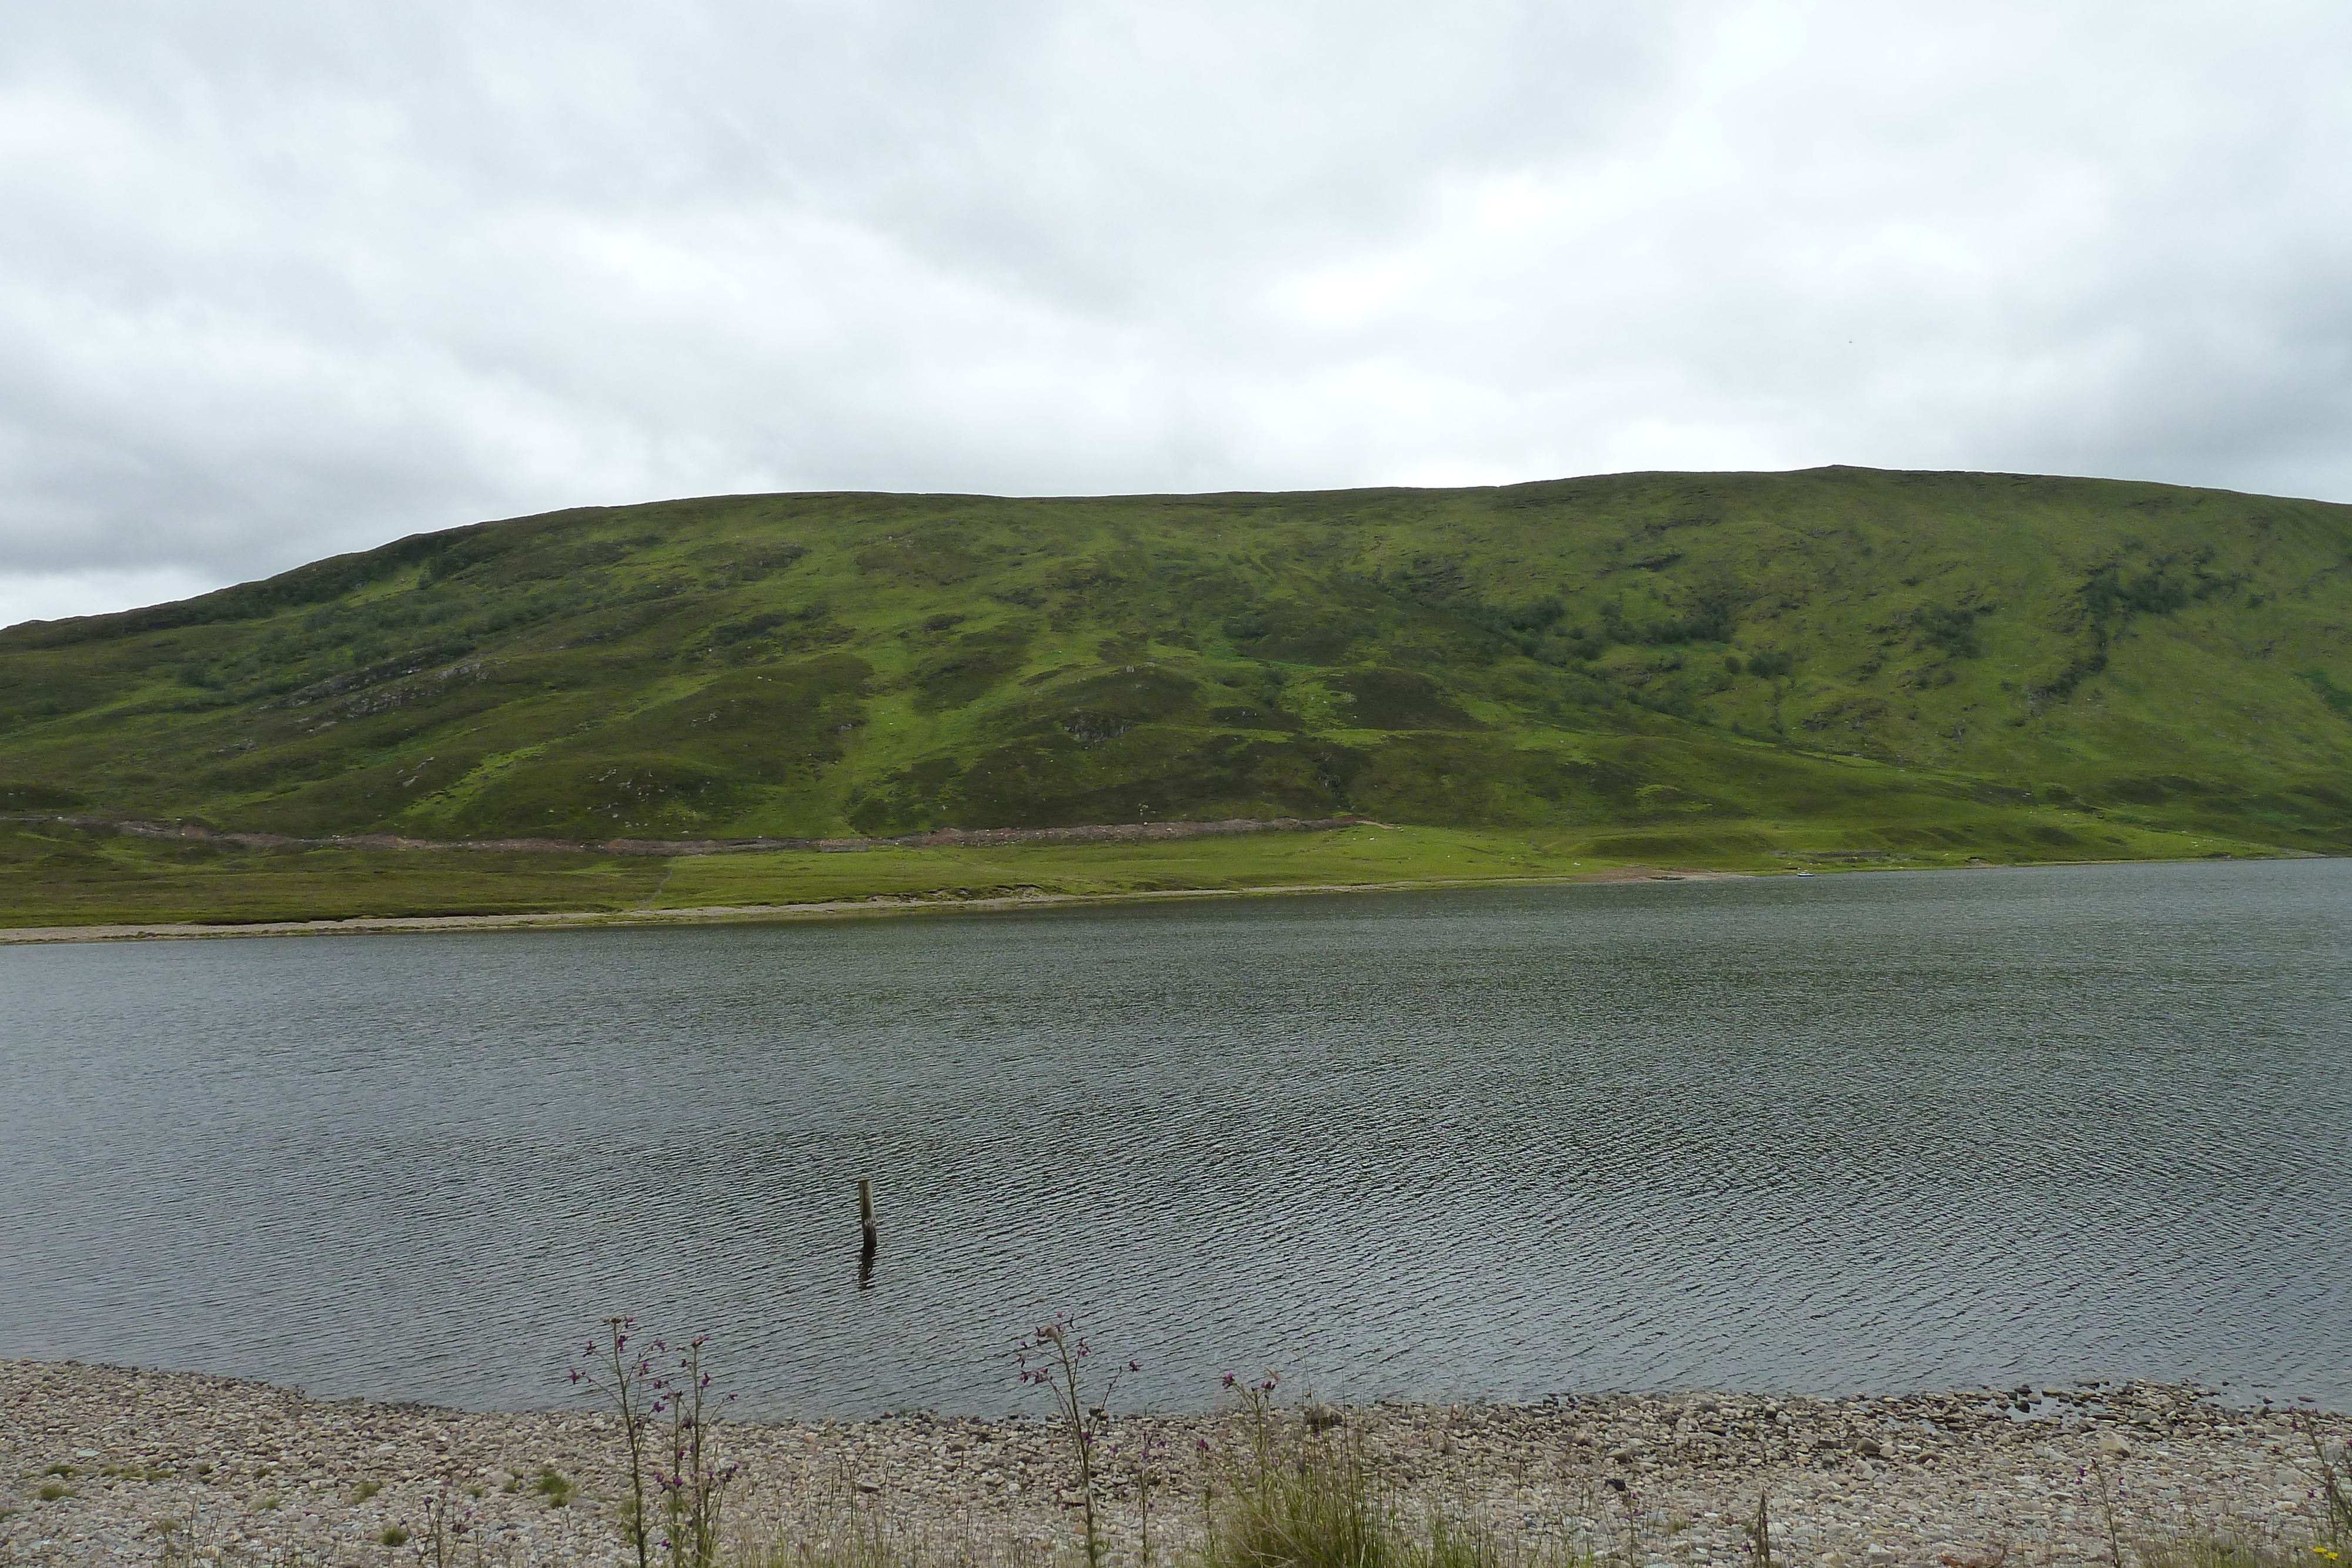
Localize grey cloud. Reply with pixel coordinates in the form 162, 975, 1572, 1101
2, 1, 2348, 626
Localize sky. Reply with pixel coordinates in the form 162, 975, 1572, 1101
3, 1, 2348, 628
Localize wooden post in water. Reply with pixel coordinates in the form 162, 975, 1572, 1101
856, 1177, 878, 1288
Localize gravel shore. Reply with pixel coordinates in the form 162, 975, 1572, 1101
3, 1360, 2341, 1567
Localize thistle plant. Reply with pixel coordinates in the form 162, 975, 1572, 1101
2084, 1457, 2128, 1568
1014, 1315, 1135, 1568
2298, 1411, 2352, 1553
1122, 1429, 1167, 1568
573, 1318, 742, 1568
408, 1482, 480, 1568
650, 1333, 743, 1568
1217, 1369, 1288, 1500
575, 1317, 659, 1568
1743, 1490, 1773, 1568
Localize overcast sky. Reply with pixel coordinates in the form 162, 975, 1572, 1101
4, 2, 2348, 627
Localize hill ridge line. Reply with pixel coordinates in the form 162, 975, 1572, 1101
5, 813, 1373, 858
11, 466, 2352, 892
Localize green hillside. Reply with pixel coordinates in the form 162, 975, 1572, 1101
5, 465, 2350, 924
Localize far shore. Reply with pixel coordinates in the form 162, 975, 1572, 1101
0, 865, 1751, 944
6, 845, 2329, 945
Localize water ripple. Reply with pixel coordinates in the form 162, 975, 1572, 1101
2, 858, 2348, 1416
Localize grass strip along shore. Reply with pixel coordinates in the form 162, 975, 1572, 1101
0, 813, 2295, 937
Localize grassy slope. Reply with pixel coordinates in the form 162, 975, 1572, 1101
4, 466, 2348, 924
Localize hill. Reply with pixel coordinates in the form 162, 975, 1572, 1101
5, 466, 2350, 924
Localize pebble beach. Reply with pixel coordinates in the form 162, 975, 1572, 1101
3, 1360, 2343, 1567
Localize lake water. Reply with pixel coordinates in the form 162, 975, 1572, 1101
5, 859, 2350, 1418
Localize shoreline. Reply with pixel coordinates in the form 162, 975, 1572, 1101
4, 847, 2330, 945
0, 866, 1749, 945
4, 1359, 2342, 1566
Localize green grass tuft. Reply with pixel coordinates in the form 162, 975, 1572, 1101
2137, 1538, 2301, 1568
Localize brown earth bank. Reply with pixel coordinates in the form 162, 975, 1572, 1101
0, 869, 1746, 945
2, 1360, 2342, 1567
4, 815, 1373, 858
